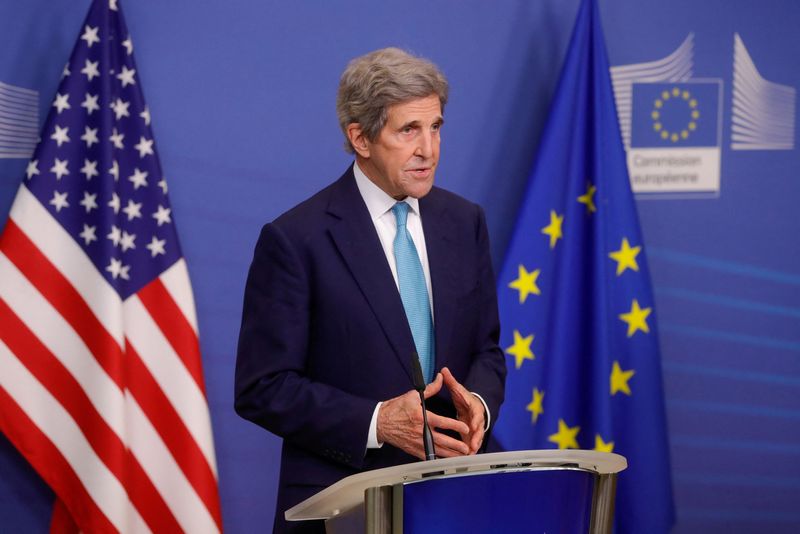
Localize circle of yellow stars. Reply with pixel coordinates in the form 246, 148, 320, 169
503, 181, 654, 454
651, 86, 700, 143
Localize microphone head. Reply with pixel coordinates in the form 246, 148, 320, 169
410, 353, 425, 392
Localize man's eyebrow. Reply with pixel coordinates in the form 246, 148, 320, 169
398, 116, 445, 129
399, 120, 420, 129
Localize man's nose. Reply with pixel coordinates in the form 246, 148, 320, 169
414, 130, 435, 159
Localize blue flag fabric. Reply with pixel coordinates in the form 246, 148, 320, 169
491, 0, 675, 531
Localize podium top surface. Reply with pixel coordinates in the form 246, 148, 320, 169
286, 449, 627, 521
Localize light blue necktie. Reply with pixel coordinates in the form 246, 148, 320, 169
392, 202, 435, 383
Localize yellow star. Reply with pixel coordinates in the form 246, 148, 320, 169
619, 299, 651, 337
608, 238, 641, 276
526, 388, 544, 423
594, 434, 615, 453
541, 210, 564, 249
610, 360, 635, 396
577, 183, 597, 213
505, 330, 535, 369
548, 419, 580, 449
508, 264, 541, 304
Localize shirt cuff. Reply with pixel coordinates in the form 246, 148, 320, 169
471, 392, 491, 431
367, 402, 384, 449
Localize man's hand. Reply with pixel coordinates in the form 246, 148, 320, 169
377, 372, 471, 460
441, 367, 485, 454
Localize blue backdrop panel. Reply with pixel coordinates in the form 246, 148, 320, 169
0, 1, 798, 532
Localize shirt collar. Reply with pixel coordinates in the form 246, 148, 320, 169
353, 161, 420, 221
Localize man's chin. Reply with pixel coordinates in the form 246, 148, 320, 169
405, 181, 434, 199
400, 172, 435, 199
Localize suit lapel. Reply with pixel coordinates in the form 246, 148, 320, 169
419, 191, 459, 374
326, 169, 417, 382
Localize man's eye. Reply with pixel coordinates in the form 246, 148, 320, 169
432, 123, 441, 132
401, 127, 413, 134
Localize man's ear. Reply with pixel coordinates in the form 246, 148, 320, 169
346, 123, 370, 158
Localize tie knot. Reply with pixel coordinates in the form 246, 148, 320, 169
392, 202, 410, 228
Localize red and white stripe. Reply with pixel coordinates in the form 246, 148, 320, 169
0, 186, 222, 533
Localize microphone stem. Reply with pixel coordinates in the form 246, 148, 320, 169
410, 353, 436, 461
418, 390, 436, 461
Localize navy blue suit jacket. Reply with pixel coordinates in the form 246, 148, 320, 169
234, 166, 506, 532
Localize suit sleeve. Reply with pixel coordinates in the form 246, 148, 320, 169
462, 206, 507, 435
234, 223, 376, 469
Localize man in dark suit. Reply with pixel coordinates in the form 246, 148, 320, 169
235, 48, 506, 533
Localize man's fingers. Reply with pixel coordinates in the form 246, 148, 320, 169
379, 381, 485, 460
440, 367, 463, 395
426, 411, 469, 436
441, 367, 472, 411
468, 408, 484, 432
469, 427, 485, 454
423, 373, 443, 399
432, 430, 470, 456
440, 366, 455, 384
435, 444, 468, 458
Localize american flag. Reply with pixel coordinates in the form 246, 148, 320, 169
0, 1, 222, 532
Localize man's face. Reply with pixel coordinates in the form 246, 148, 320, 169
359, 94, 443, 200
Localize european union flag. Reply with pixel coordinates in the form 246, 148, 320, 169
631, 82, 721, 148
491, 0, 675, 531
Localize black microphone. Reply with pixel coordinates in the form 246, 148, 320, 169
411, 354, 436, 461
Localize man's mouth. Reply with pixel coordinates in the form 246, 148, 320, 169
406, 167, 432, 179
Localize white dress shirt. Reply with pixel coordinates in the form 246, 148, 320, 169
352, 162, 490, 450
353, 162, 433, 311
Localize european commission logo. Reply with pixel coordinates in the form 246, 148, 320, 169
610, 33, 796, 197
628, 81, 723, 194
631, 83, 719, 148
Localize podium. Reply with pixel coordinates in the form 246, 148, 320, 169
286, 450, 627, 533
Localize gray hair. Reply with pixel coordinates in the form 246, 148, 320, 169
336, 47, 449, 154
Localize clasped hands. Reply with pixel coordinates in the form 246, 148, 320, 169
376, 367, 485, 460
